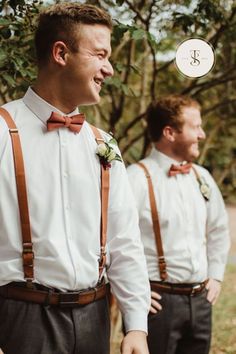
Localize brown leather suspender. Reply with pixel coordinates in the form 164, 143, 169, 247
89, 124, 110, 280
137, 162, 208, 281
0, 107, 109, 284
137, 162, 167, 281
0, 107, 34, 284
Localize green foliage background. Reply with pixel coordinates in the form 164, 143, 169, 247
0, 0, 235, 202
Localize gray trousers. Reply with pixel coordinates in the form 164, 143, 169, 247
147, 289, 212, 354
0, 295, 110, 354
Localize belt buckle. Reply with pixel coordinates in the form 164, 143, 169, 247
59, 291, 82, 307
190, 284, 201, 296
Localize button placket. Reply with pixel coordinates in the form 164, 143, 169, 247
59, 130, 72, 236
178, 175, 195, 265
59, 130, 79, 286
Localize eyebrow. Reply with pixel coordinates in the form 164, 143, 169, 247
95, 48, 111, 57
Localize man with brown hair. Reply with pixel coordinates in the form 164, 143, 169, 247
127, 95, 230, 354
0, 3, 150, 354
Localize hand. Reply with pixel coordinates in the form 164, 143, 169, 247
121, 330, 149, 354
150, 290, 162, 314
205, 278, 221, 305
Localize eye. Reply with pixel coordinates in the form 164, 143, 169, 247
97, 53, 105, 59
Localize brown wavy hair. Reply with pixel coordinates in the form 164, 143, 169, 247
35, 3, 112, 66
147, 95, 200, 142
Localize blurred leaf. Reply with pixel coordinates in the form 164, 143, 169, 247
0, 51, 8, 67
2, 73, 16, 87
131, 29, 146, 40
1, 28, 11, 39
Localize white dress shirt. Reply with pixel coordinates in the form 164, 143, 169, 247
127, 147, 230, 283
0, 87, 150, 332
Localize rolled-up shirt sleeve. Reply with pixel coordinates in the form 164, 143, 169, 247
205, 171, 230, 281
106, 157, 150, 333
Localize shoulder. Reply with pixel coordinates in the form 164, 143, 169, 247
192, 163, 215, 185
191, 163, 223, 202
0, 99, 25, 130
86, 123, 120, 154
85, 123, 112, 142
0, 100, 17, 132
127, 158, 152, 182
0, 100, 21, 149
1, 99, 24, 116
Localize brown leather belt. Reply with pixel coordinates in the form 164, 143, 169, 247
0, 282, 109, 307
150, 280, 207, 296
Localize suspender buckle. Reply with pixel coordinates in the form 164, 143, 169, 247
22, 242, 34, 254
22, 242, 34, 281
95, 138, 105, 144
98, 247, 106, 281
99, 246, 106, 261
9, 128, 18, 133
22, 242, 34, 266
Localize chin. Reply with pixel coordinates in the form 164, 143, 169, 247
189, 152, 200, 161
80, 95, 101, 106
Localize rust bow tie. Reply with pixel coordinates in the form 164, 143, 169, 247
47, 111, 85, 133
168, 163, 192, 177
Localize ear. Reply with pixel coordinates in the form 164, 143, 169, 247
163, 126, 176, 142
52, 41, 68, 66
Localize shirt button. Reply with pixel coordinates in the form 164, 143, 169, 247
63, 172, 68, 178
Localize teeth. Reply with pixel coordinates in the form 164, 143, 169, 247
94, 79, 102, 85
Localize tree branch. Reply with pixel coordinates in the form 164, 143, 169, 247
123, 0, 146, 24
202, 98, 236, 115
121, 131, 143, 155
156, 58, 175, 74
118, 111, 146, 143
210, 7, 236, 47
216, 159, 236, 187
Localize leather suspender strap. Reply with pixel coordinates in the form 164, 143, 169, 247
192, 166, 202, 185
0, 108, 109, 284
90, 125, 110, 281
0, 107, 34, 283
137, 162, 167, 281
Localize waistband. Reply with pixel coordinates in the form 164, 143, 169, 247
150, 280, 208, 296
0, 281, 109, 307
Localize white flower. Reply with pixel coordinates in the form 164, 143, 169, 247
107, 150, 116, 162
96, 138, 122, 169
199, 177, 211, 201
96, 143, 107, 157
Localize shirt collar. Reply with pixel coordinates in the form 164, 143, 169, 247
22, 87, 79, 126
149, 146, 187, 174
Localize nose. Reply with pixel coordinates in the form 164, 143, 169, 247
198, 127, 206, 140
102, 59, 114, 77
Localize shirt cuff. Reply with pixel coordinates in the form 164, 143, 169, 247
123, 311, 148, 334
208, 263, 226, 281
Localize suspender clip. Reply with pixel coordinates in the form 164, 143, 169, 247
9, 128, 18, 133
95, 137, 104, 144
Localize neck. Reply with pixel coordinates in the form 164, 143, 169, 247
154, 141, 183, 162
33, 72, 78, 114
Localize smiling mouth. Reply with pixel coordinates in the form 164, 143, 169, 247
94, 78, 104, 88
192, 144, 200, 152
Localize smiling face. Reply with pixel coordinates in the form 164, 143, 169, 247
63, 24, 113, 106
171, 106, 206, 162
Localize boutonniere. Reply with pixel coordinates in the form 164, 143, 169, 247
96, 138, 122, 169
198, 176, 211, 201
